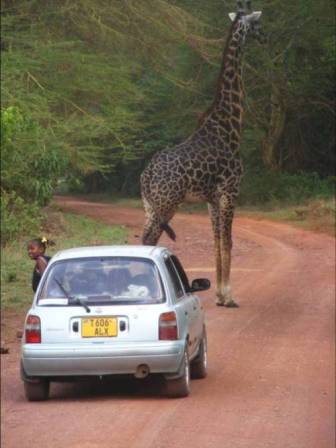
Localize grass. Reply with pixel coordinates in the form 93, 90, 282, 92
1, 211, 128, 310
57, 192, 143, 209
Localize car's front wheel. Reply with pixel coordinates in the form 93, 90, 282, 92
166, 347, 190, 398
24, 379, 50, 401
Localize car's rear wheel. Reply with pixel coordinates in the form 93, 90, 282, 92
24, 379, 50, 401
191, 330, 208, 379
166, 347, 190, 398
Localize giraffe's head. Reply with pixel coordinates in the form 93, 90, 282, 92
229, 1, 265, 44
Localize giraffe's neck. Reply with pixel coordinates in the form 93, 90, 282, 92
198, 21, 246, 135
215, 21, 245, 112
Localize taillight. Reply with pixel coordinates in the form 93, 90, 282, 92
159, 311, 178, 340
25, 315, 41, 343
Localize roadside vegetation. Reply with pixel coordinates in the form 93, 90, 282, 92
1, 211, 127, 310
236, 199, 335, 236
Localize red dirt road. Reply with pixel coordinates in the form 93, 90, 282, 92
1, 197, 335, 448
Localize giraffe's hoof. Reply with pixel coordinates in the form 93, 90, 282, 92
216, 301, 225, 307
224, 299, 239, 308
216, 297, 239, 307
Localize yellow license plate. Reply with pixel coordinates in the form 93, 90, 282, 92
81, 317, 118, 338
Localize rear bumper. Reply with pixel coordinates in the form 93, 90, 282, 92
21, 340, 185, 377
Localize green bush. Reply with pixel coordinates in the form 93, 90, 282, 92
239, 171, 335, 206
1, 191, 42, 245
1, 106, 65, 206
0, 106, 67, 244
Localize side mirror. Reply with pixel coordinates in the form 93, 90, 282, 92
190, 278, 211, 293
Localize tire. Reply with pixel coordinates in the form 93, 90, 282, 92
24, 379, 50, 401
166, 348, 190, 398
191, 330, 208, 379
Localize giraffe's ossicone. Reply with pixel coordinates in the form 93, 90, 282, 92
141, 1, 265, 307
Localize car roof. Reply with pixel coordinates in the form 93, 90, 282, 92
50, 245, 170, 262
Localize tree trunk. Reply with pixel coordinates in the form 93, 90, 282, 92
261, 85, 286, 171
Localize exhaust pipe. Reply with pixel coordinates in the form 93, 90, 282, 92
134, 364, 150, 379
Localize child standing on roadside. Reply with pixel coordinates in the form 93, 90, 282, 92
27, 237, 55, 292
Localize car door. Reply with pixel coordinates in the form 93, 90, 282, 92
169, 255, 203, 352
164, 255, 198, 356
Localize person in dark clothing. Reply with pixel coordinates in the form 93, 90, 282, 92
27, 237, 55, 292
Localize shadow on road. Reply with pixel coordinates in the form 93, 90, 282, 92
50, 375, 167, 401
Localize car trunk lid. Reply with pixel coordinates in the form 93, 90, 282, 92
32, 304, 166, 344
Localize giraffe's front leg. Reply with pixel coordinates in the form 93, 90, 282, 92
208, 203, 222, 302
217, 199, 238, 308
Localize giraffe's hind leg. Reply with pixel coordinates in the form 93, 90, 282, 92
142, 216, 162, 245
142, 198, 176, 245
142, 199, 163, 245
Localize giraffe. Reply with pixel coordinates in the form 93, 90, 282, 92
140, 0, 265, 307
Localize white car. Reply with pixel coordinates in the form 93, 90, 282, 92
21, 245, 209, 400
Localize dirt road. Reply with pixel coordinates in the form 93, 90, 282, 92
1, 197, 335, 448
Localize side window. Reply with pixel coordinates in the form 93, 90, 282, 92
164, 257, 184, 299
170, 255, 190, 293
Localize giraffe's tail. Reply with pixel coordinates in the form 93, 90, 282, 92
160, 222, 176, 241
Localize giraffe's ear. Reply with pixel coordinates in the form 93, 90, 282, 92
228, 12, 237, 22
251, 11, 262, 21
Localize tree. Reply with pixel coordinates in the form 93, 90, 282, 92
242, 0, 335, 173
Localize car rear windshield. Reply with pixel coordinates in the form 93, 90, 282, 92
38, 257, 165, 305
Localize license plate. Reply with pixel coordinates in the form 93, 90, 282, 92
81, 317, 117, 338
